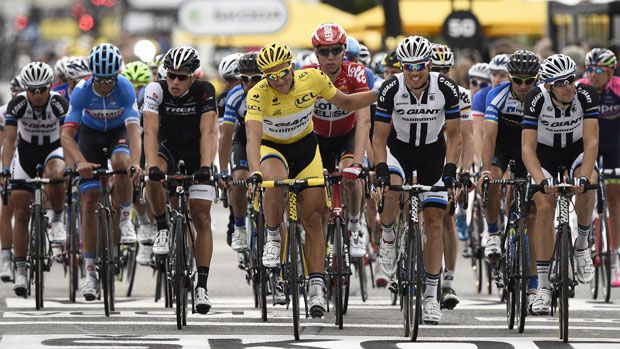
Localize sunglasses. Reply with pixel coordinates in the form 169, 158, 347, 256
316, 46, 344, 57
265, 65, 292, 81
240, 74, 263, 84
549, 75, 576, 87
510, 75, 538, 85
167, 72, 192, 81
27, 86, 49, 94
469, 79, 489, 88
402, 62, 428, 72
586, 66, 609, 74
93, 76, 117, 85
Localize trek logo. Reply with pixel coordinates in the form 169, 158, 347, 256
164, 106, 196, 114
396, 108, 440, 115
295, 92, 317, 108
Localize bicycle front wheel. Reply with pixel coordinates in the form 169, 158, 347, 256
333, 218, 345, 329
559, 224, 570, 342
289, 222, 300, 340
174, 218, 186, 330
601, 213, 612, 303
33, 209, 45, 310
410, 225, 423, 341
516, 220, 528, 333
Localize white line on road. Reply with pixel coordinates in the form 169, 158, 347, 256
476, 316, 620, 323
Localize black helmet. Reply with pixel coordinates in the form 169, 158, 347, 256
238, 52, 260, 74
164, 46, 200, 73
10, 76, 23, 93
507, 50, 540, 75
383, 50, 401, 69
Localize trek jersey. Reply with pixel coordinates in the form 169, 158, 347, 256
245, 68, 338, 144
577, 76, 620, 152
64, 75, 140, 132
522, 84, 599, 148
375, 72, 461, 147
5, 91, 68, 145
302, 61, 369, 137
142, 80, 217, 148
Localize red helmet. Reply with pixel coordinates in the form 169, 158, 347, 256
311, 23, 347, 47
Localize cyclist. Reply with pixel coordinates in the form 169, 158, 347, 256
345, 37, 376, 91
144, 47, 218, 314
61, 43, 142, 301
578, 48, 620, 287
53, 57, 90, 101
468, 63, 491, 165
430, 43, 473, 309
374, 36, 461, 324
522, 54, 599, 314
2, 62, 68, 296
304, 23, 371, 257
0, 77, 24, 282
245, 42, 376, 318
51, 56, 70, 90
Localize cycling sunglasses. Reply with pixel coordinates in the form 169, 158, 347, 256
93, 76, 117, 85
167, 72, 193, 81
586, 65, 609, 74
26, 86, 49, 94
402, 62, 428, 72
510, 75, 538, 85
265, 65, 293, 81
550, 75, 576, 87
316, 46, 344, 57
469, 79, 489, 88
240, 74, 263, 84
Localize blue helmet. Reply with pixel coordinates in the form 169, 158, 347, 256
88, 43, 123, 77
346, 37, 361, 60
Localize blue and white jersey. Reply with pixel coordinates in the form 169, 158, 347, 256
64, 74, 140, 132
222, 84, 247, 127
471, 85, 491, 119
365, 67, 376, 90
484, 82, 525, 144
52, 83, 71, 101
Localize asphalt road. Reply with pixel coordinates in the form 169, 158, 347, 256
0, 204, 619, 348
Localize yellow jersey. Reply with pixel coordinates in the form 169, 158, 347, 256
245, 68, 338, 144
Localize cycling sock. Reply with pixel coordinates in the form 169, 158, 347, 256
309, 272, 325, 285
1, 248, 11, 262
52, 210, 63, 223
15, 257, 26, 275
537, 261, 551, 290
348, 217, 360, 233
527, 275, 538, 293
381, 223, 395, 242
574, 223, 591, 250
442, 270, 454, 289
155, 214, 168, 231
424, 272, 440, 298
266, 225, 280, 242
234, 216, 245, 229
197, 266, 209, 290
137, 212, 151, 226
487, 222, 499, 235
120, 203, 132, 222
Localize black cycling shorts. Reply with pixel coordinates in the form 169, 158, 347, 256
316, 129, 356, 173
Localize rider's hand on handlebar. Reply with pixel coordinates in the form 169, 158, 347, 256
76, 161, 101, 179
342, 163, 363, 182
540, 177, 558, 194
572, 176, 590, 194
148, 166, 165, 182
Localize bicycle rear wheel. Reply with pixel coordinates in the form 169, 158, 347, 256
559, 224, 570, 342
590, 216, 601, 299
255, 210, 268, 322
342, 229, 351, 316
356, 257, 368, 302
601, 213, 612, 303
505, 228, 516, 330
409, 224, 423, 341
68, 203, 79, 303
34, 209, 45, 310
289, 222, 300, 340
125, 245, 137, 297
106, 211, 116, 313
98, 209, 110, 317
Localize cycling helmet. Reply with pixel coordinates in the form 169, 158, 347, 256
64, 56, 91, 81
257, 42, 293, 71
217, 52, 242, 79
506, 50, 540, 75
359, 44, 371, 66
488, 54, 510, 73
431, 44, 454, 69
238, 52, 260, 74
20, 61, 54, 87
468, 63, 491, 81
123, 61, 151, 87
371, 52, 387, 74
157, 65, 167, 80
585, 48, 617, 68
54, 56, 70, 78
539, 53, 576, 83
164, 46, 200, 73
88, 43, 123, 77
148, 53, 165, 70
396, 35, 432, 63
311, 23, 347, 47
383, 50, 401, 69
10, 76, 23, 93
345, 37, 361, 59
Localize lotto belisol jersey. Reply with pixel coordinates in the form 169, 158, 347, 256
245, 68, 338, 144
302, 61, 369, 137
577, 76, 620, 151
458, 85, 472, 121
64, 75, 140, 132
522, 83, 599, 148
5, 91, 68, 145
375, 72, 460, 147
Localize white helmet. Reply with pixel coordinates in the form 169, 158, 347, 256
65, 56, 91, 80
54, 56, 70, 78
218, 52, 243, 80
21, 61, 54, 87
157, 65, 167, 80
396, 35, 432, 63
539, 54, 576, 83
468, 62, 491, 81
359, 44, 371, 66
488, 54, 510, 73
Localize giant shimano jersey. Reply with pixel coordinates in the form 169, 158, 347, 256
5, 91, 68, 146
522, 84, 599, 148
142, 79, 217, 148
577, 76, 620, 152
64, 75, 140, 132
245, 68, 338, 144
471, 85, 491, 118
302, 61, 369, 137
222, 84, 247, 127
375, 72, 460, 147
484, 82, 526, 144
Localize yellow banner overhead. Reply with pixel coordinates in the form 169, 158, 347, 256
39, 18, 79, 40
